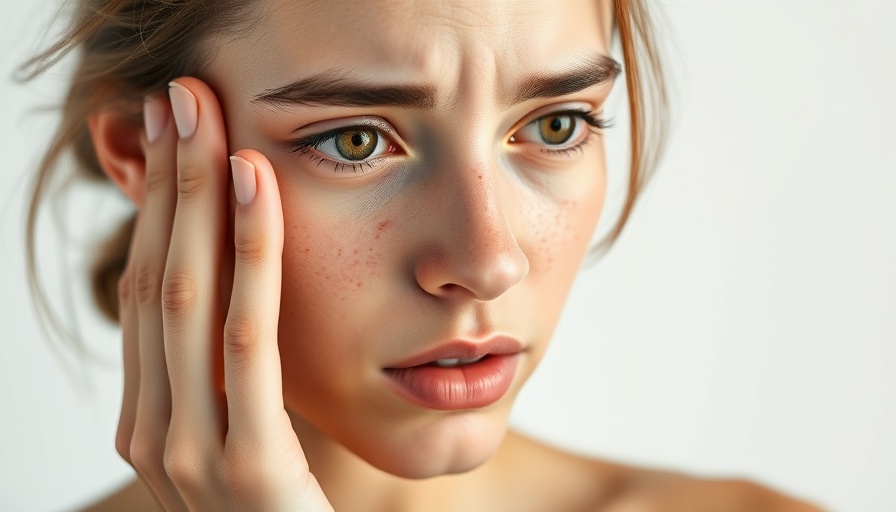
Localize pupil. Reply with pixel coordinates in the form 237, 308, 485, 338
550, 117, 563, 132
336, 129, 378, 160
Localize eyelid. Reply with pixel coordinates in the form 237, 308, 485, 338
291, 116, 400, 142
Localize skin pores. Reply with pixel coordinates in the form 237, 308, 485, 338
203, 0, 614, 478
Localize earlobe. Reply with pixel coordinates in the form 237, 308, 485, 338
88, 107, 147, 208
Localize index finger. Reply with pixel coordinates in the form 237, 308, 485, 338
222, 149, 288, 444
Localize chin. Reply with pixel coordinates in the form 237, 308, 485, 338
346, 408, 512, 479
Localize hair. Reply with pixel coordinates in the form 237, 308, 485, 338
18, 0, 668, 360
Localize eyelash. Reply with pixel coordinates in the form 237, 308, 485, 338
287, 108, 611, 173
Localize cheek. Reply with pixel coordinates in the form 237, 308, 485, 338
523, 167, 606, 277
281, 219, 391, 317
516, 160, 606, 351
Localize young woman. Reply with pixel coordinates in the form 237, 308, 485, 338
21, 0, 823, 510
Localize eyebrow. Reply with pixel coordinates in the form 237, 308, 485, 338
253, 74, 437, 109
252, 53, 620, 110
510, 54, 621, 106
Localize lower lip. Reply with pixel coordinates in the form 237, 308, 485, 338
383, 354, 520, 410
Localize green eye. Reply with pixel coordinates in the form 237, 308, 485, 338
537, 115, 575, 144
335, 129, 378, 160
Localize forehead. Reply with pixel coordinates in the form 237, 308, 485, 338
215, 0, 612, 101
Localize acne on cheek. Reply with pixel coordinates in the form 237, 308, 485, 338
284, 217, 394, 317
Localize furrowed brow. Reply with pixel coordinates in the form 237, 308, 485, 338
253, 72, 437, 109
510, 54, 621, 106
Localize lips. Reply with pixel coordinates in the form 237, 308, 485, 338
383, 335, 523, 410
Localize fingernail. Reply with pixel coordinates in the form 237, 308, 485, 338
230, 156, 256, 205
143, 95, 168, 143
168, 82, 197, 139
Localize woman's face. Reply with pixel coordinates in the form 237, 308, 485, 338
203, 0, 615, 478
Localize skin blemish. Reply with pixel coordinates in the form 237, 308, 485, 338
374, 219, 393, 240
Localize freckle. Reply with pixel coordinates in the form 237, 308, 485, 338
304, 248, 310, 254
353, 248, 360, 255
357, 281, 363, 288
377, 219, 392, 231
337, 248, 343, 257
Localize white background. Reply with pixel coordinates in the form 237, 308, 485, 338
1, 1, 894, 511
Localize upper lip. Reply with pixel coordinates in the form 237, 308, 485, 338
385, 334, 525, 369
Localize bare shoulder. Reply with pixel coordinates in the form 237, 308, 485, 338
78, 478, 161, 512
495, 431, 825, 512
600, 465, 826, 512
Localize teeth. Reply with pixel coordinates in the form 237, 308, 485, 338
434, 356, 486, 367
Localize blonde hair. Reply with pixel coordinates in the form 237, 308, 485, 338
19, 0, 668, 359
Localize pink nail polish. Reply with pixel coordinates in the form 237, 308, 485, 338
143, 95, 168, 143
168, 82, 198, 139
230, 156, 257, 205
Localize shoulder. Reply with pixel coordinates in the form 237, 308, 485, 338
600, 467, 826, 512
78, 478, 161, 512
494, 431, 825, 512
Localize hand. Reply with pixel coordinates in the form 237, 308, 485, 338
114, 77, 333, 511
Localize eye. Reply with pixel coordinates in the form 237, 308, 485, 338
313, 127, 390, 162
511, 112, 587, 148
509, 109, 610, 155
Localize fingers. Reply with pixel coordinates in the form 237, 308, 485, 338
223, 150, 287, 444
130, 94, 189, 511
117, 80, 318, 509
162, 78, 229, 439
115, 216, 141, 466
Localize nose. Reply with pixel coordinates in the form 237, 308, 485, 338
413, 163, 529, 302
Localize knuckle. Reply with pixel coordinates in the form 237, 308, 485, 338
223, 314, 259, 362
115, 429, 133, 465
135, 265, 164, 305
176, 164, 206, 202
233, 233, 267, 265
117, 272, 133, 304
145, 165, 170, 194
161, 270, 200, 316
129, 432, 164, 477
218, 454, 272, 499
162, 445, 202, 487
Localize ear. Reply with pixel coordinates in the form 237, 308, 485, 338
88, 107, 147, 208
